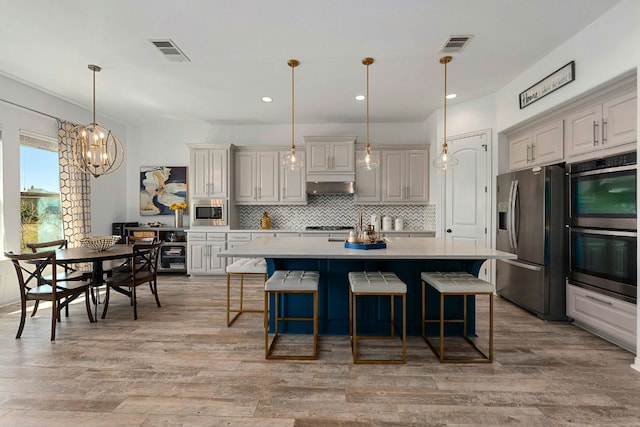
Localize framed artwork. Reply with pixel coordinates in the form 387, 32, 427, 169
139, 166, 188, 216
519, 61, 575, 109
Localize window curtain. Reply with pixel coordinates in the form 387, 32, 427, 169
57, 120, 91, 246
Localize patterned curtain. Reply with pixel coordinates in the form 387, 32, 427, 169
57, 120, 91, 247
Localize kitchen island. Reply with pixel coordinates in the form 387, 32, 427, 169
220, 236, 516, 335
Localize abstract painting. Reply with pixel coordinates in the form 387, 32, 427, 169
139, 166, 187, 216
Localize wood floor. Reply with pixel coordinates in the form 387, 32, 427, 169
0, 274, 638, 426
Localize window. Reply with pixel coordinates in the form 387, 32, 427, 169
19, 131, 62, 251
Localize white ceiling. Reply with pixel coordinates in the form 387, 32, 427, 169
0, 0, 622, 127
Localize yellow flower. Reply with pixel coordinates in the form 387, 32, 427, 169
170, 201, 188, 210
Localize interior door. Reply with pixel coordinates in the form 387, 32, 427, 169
445, 131, 489, 276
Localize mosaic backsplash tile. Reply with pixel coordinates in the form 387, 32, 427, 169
238, 195, 436, 231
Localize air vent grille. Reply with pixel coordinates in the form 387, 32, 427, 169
149, 39, 191, 62
440, 35, 473, 54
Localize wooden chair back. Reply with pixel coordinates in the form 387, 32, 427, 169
3, 250, 94, 340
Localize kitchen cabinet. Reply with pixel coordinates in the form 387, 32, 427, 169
354, 149, 382, 203
187, 232, 226, 275
279, 150, 307, 204
566, 283, 636, 353
509, 120, 564, 170
304, 136, 356, 178
234, 151, 279, 204
382, 149, 429, 203
189, 146, 229, 199
566, 90, 637, 158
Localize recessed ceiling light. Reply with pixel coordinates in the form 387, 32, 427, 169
262, 96, 273, 102
355, 95, 365, 101
446, 93, 457, 99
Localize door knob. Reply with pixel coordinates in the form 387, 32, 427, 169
446, 229, 452, 233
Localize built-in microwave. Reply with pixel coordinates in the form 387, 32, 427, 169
191, 199, 226, 226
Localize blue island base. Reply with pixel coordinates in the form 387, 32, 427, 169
266, 258, 485, 337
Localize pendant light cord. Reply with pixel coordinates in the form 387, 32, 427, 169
366, 59, 370, 153
443, 58, 447, 151
288, 59, 298, 152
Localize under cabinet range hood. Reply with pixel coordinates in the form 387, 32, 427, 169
306, 181, 355, 195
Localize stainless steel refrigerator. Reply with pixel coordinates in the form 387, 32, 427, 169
496, 164, 567, 321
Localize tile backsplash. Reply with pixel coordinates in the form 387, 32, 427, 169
238, 195, 436, 231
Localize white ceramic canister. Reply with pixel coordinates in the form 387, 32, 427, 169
394, 217, 403, 231
370, 214, 381, 233
382, 215, 393, 231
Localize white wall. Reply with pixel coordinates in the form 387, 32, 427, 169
0, 74, 127, 306
125, 120, 426, 224
496, 0, 640, 133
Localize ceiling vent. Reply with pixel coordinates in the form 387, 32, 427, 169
439, 35, 473, 54
149, 39, 191, 62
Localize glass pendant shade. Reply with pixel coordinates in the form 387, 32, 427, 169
356, 145, 380, 170
432, 56, 458, 171
72, 64, 124, 178
432, 144, 459, 170
356, 57, 379, 171
282, 59, 304, 170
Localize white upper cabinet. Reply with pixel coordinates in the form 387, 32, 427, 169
509, 120, 564, 170
566, 90, 637, 158
381, 149, 429, 204
304, 136, 356, 181
354, 150, 381, 203
189, 146, 228, 199
306, 141, 355, 173
279, 150, 307, 204
234, 150, 279, 204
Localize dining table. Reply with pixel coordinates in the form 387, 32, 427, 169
56, 244, 133, 319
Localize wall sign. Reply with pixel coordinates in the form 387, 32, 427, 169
519, 61, 575, 109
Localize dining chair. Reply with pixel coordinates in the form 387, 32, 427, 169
26, 239, 91, 318
4, 250, 95, 341
109, 235, 156, 274
101, 241, 162, 320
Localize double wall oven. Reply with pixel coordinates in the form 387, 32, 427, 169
568, 151, 637, 303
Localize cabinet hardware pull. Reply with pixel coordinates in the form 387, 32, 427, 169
531, 143, 535, 161
584, 294, 613, 306
593, 121, 599, 146
602, 119, 607, 144
526, 144, 531, 162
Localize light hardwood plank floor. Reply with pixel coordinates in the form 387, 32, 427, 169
0, 274, 638, 426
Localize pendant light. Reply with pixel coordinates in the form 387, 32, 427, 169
72, 64, 124, 178
282, 59, 304, 170
356, 57, 380, 170
432, 56, 459, 170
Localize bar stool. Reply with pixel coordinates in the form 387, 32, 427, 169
264, 270, 319, 360
421, 271, 494, 363
226, 258, 267, 326
348, 271, 407, 364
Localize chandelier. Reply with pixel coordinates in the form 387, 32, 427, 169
432, 56, 459, 171
282, 59, 304, 170
72, 64, 124, 178
356, 57, 380, 170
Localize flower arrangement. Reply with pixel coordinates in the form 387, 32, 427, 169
169, 201, 187, 211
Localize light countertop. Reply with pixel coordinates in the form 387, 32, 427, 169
188, 228, 435, 235
219, 236, 516, 260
